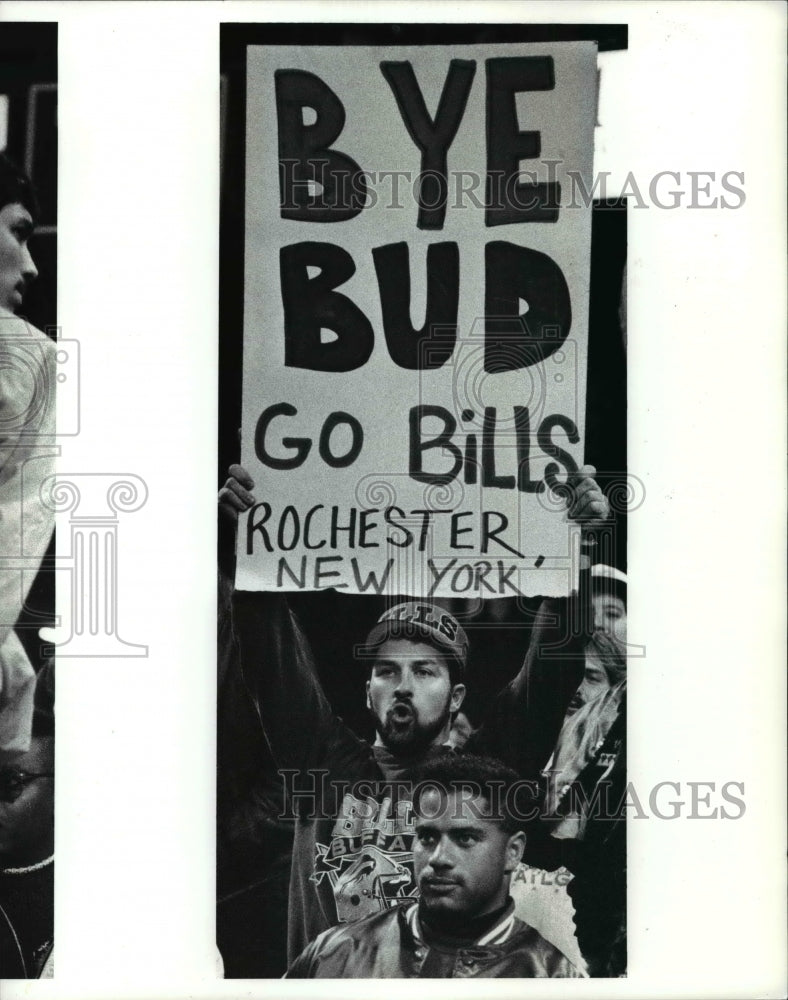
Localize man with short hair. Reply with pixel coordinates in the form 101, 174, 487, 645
285, 753, 581, 978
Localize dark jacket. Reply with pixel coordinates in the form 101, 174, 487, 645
285, 899, 582, 978
0, 861, 54, 978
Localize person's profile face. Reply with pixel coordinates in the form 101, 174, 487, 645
0, 735, 54, 867
414, 788, 523, 919
0, 202, 38, 313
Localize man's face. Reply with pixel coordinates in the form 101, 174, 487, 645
592, 593, 627, 645
366, 638, 465, 753
0, 202, 38, 312
0, 736, 54, 866
414, 789, 524, 919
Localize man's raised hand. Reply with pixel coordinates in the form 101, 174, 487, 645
218, 464, 256, 521
567, 465, 610, 528
219, 462, 609, 527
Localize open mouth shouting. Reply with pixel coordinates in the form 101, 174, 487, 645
388, 701, 415, 726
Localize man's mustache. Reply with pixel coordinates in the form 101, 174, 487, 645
388, 699, 416, 719
420, 874, 463, 888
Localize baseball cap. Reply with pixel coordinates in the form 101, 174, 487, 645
359, 602, 469, 676
591, 564, 627, 605
591, 564, 627, 587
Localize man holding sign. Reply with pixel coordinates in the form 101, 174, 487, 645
221, 461, 607, 966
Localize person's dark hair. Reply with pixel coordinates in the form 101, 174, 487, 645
0, 153, 40, 219
411, 753, 525, 835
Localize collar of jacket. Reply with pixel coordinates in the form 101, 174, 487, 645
402, 898, 519, 951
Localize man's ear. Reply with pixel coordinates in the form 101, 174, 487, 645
365, 679, 372, 711
450, 683, 466, 713
504, 830, 526, 873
